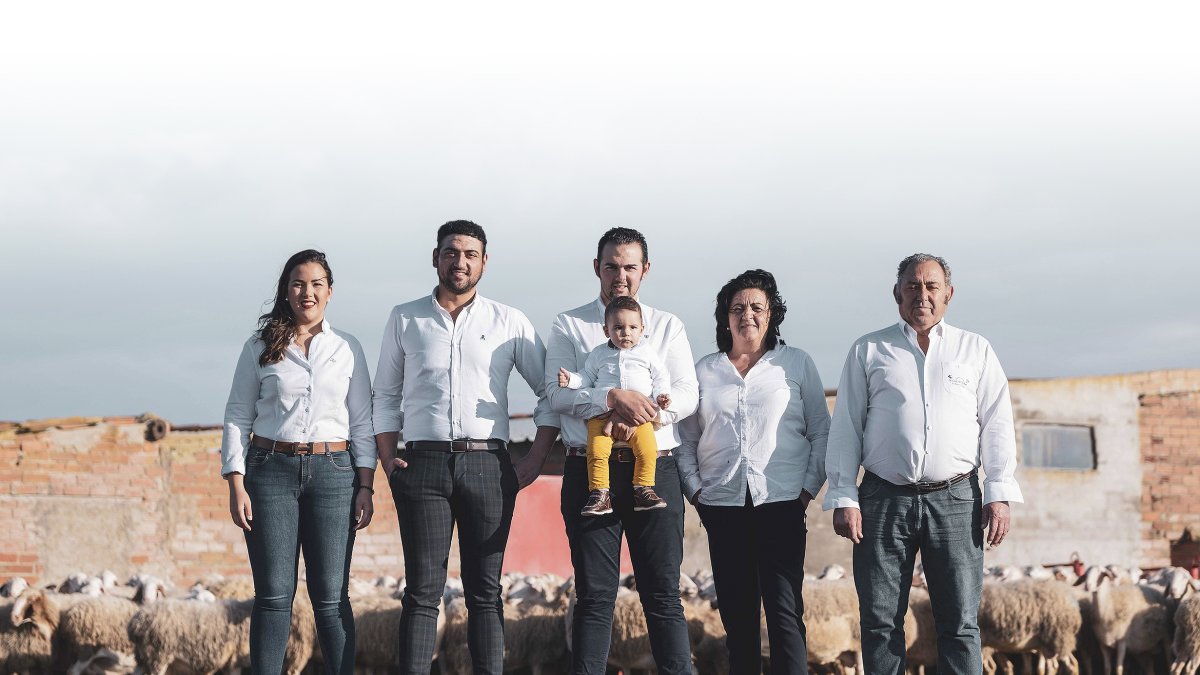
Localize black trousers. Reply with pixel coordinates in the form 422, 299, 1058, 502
696, 490, 809, 675
389, 448, 518, 675
561, 454, 693, 675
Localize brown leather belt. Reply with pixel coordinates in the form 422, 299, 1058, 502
868, 469, 978, 494
406, 439, 507, 453
566, 446, 672, 463
252, 436, 348, 455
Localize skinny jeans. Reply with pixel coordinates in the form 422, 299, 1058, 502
243, 447, 357, 675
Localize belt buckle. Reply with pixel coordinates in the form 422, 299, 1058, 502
449, 440, 471, 453
294, 443, 313, 456
614, 447, 634, 463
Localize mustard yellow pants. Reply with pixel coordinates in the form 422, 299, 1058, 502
586, 417, 658, 491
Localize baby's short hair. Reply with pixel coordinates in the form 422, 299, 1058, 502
604, 296, 643, 323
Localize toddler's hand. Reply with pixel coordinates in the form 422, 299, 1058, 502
602, 419, 615, 437
657, 394, 671, 409
557, 367, 570, 387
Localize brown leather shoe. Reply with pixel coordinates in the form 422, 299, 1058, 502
581, 489, 613, 516
633, 485, 667, 511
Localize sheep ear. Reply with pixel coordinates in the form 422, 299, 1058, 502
10, 594, 29, 624
1072, 575, 1085, 587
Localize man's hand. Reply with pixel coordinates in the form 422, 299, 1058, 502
800, 490, 813, 511
609, 416, 638, 442
983, 501, 1010, 548
833, 507, 863, 544
607, 388, 658, 426
690, 488, 702, 505
388, 456, 408, 477
352, 487, 374, 530
514, 454, 543, 489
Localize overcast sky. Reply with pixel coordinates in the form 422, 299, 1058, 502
2, 2, 1198, 424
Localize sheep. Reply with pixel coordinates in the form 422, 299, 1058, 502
1077, 565, 1172, 675
1173, 589, 1200, 675
684, 599, 728, 675
802, 578, 862, 673
905, 586, 937, 674
978, 579, 1081, 674
128, 581, 314, 675
1, 578, 29, 599
356, 588, 447, 674
1, 589, 59, 674
500, 585, 571, 675
127, 597, 254, 675
55, 594, 145, 674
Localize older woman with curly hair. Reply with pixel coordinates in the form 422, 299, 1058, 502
676, 269, 831, 674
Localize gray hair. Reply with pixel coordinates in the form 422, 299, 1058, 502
896, 253, 952, 285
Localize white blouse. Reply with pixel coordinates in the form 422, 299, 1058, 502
220, 320, 376, 476
676, 345, 831, 507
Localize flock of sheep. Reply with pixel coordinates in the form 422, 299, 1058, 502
2, 560, 1200, 675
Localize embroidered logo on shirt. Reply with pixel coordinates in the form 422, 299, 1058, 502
947, 374, 971, 387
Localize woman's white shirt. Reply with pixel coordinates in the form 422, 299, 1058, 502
220, 320, 375, 476
676, 345, 830, 507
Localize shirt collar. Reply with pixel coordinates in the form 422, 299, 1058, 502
898, 319, 949, 341
431, 287, 482, 318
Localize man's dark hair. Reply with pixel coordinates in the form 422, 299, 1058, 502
595, 227, 648, 264
437, 220, 487, 253
604, 296, 644, 323
714, 269, 787, 354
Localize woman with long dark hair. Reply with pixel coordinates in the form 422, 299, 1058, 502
220, 249, 375, 675
676, 269, 831, 674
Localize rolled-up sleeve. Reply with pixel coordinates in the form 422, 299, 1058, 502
372, 307, 406, 435
345, 337, 377, 469
977, 342, 1024, 505
823, 343, 867, 511
220, 339, 260, 477
513, 312, 559, 430
799, 353, 831, 498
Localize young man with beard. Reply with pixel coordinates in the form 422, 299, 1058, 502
530, 227, 699, 674
372, 220, 559, 675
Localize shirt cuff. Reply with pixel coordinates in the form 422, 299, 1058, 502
681, 474, 703, 502
221, 460, 245, 478
566, 372, 583, 389
983, 480, 1024, 505
822, 487, 860, 511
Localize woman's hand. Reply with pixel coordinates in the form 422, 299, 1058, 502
353, 486, 374, 530
227, 474, 253, 531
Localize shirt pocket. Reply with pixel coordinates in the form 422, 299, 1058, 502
941, 361, 979, 405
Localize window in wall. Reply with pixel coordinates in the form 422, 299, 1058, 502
1020, 423, 1096, 470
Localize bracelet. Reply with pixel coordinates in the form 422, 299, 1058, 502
356, 485, 374, 494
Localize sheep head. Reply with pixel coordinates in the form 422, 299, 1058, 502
1075, 565, 1116, 592
10, 589, 59, 640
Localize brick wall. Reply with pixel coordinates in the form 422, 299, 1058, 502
1139, 389, 1200, 568
0, 421, 414, 585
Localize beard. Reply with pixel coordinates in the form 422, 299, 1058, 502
439, 268, 481, 295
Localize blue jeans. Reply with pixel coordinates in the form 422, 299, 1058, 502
561, 454, 692, 675
243, 447, 357, 675
853, 472, 984, 675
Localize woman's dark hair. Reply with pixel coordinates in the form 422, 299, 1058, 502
257, 249, 333, 366
714, 269, 787, 353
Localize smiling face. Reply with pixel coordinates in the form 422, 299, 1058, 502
288, 261, 332, 327
594, 242, 649, 304
603, 308, 645, 349
433, 234, 487, 295
894, 259, 953, 333
727, 288, 771, 349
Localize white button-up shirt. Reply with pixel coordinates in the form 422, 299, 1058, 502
545, 298, 698, 450
564, 341, 671, 402
220, 320, 376, 477
373, 291, 556, 441
676, 346, 831, 506
822, 320, 1024, 510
